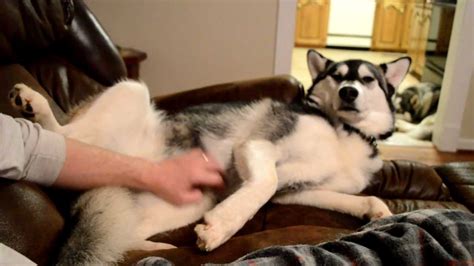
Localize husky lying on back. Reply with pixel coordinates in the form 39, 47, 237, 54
9, 50, 410, 265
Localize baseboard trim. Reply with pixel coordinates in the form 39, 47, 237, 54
458, 138, 474, 151
433, 123, 460, 152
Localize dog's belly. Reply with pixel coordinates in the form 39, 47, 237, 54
62, 110, 167, 161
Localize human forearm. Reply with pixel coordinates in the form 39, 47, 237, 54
54, 138, 151, 191
1, 112, 224, 205
55, 139, 225, 205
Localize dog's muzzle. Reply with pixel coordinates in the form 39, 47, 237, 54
339, 86, 358, 104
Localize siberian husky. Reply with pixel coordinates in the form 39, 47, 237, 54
9, 50, 410, 265
394, 82, 440, 140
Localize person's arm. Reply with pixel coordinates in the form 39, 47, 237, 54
56, 139, 224, 205
0, 113, 223, 205
0, 113, 65, 185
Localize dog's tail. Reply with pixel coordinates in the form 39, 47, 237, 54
56, 187, 140, 265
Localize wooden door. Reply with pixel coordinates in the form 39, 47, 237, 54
294, 0, 330, 47
400, 2, 414, 51
372, 0, 407, 51
436, 7, 455, 53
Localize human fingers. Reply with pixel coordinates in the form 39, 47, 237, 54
194, 171, 225, 188
182, 149, 224, 187
202, 152, 224, 174
178, 188, 203, 205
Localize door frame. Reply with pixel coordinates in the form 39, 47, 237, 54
432, 0, 473, 151
273, 0, 297, 75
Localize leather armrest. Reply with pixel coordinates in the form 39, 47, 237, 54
59, 0, 127, 86
435, 162, 474, 212
0, 180, 64, 266
0, 0, 70, 63
24, 56, 106, 114
363, 160, 453, 201
153, 75, 304, 113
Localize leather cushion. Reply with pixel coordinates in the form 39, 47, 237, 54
364, 160, 452, 201
435, 162, 474, 212
122, 225, 352, 265
0, 180, 64, 266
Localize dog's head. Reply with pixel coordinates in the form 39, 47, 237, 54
393, 83, 441, 123
305, 49, 411, 139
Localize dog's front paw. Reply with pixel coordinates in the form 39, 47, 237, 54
194, 218, 233, 252
9, 84, 48, 120
364, 196, 392, 221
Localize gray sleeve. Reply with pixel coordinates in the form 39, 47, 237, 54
0, 113, 66, 186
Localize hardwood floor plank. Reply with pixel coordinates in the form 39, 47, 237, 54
380, 145, 474, 165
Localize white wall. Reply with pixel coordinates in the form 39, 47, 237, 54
85, 0, 279, 97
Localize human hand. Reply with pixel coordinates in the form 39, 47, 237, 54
143, 149, 224, 205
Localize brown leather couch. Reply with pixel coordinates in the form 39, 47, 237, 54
1, 1, 473, 265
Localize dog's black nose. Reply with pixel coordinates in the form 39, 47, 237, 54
339, 87, 359, 103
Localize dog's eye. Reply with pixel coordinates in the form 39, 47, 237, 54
362, 76, 374, 83
331, 74, 343, 82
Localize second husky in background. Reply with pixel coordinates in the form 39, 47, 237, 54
394, 82, 441, 140
9, 50, 411, 265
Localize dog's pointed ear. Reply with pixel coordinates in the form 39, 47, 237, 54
307, 49, 333, 80
380, 57, 411, 90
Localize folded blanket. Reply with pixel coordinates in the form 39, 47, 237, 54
138, 209, 474, 266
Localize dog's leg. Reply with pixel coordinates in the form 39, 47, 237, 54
195, 140, 279, 251
395, 118, 417, 133
406, 114, 436, 140
272, 190, 392, 220
134, 192, 215, 239
9, 84, 63, 133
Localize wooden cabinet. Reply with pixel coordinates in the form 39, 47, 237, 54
407, 2, 432, 78
372, 0, 408, 51
400, 3, 414, 50
372, 0, 432, 78
294, 0, 330, 47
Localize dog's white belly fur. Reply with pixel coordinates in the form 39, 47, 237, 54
62, 82, 167, 160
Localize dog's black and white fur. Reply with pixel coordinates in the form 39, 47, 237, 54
9, 50, 411, 265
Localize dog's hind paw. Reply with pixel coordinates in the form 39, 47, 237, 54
195, 221, 231, 252
364, 196, 392, 221
9, 84, 49, 121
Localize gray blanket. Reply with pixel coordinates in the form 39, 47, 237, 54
138, 209, 474, 266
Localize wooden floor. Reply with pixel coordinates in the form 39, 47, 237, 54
380, 144, 474, 165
